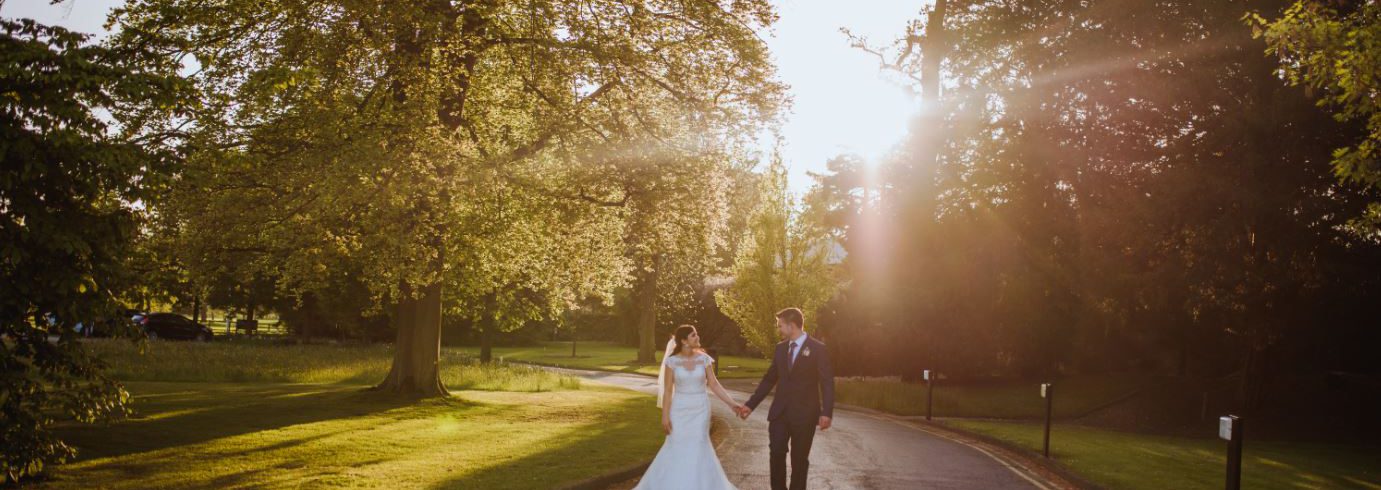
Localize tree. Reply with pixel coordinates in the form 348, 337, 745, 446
1250, 1, 1381, 230
112, 0, 784, 395
813, 0, 1381, 391
0, 18, 189, 482
716, 154, 838, 357
618, 143, 757, 363
447, 172, 629, 363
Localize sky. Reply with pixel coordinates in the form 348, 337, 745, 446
4, 0, 926, 195
764, 0, 924, 194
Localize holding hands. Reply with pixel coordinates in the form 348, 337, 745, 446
734, 404, 751, 419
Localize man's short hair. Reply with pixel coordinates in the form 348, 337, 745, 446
775, 307, 804, 328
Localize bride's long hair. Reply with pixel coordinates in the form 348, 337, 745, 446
669, 324, 699, 357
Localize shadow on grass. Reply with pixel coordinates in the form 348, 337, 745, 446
428, 394, 661, 490
54, 383, 441, 461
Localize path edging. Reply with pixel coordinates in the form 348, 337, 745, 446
885, 413, 1104, 490
927, 422, 1104, 490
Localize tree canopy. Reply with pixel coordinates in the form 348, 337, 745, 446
814, 0, 1381, 402
1251, 0, 1381, 231
0, 18, 190, 482
716, 152, 838, 357
110, 0, 785, 393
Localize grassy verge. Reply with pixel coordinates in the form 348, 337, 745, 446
835, 373, 1145, 419
43, 339, 664, 489
454, 341, 771, 379
946, 420, 1381, 490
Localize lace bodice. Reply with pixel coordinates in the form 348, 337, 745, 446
665, 352, 714, 395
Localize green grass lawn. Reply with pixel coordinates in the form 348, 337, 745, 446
86, 338, 580, 390
836, 373, 1145, 419
454, 341, 771, 379
946, 420, 1381, 490
42, 339, 663, 489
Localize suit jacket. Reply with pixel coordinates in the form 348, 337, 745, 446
745, 335, 835, 424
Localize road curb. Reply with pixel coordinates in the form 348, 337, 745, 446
844, 404, 1101, 490
921, 421, 1104, 490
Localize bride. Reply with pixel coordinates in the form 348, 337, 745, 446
634, 324, 746, 490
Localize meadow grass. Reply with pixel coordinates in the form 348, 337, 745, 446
946, 420, 1381, 490
454, 341, 772, 379
835, 373, 1144, 419
40, 339, 666, 488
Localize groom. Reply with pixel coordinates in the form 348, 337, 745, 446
738, 307, 835, 490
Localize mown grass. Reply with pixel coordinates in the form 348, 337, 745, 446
41, 339, 666, 488
835, 373, 1144, 419
42, 382, 661, 489
946, 420, 1381, 490
454, 341, 772, 379
85, 338, 579, 391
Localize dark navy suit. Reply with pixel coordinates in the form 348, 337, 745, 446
745, 334, 835, 490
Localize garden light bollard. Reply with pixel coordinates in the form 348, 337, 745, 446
1220, 415, 1243, 490
924, 369, 934, 421
1041, 382, 1054, 458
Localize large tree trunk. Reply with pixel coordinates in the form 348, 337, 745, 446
920, 0, 948, 105
372, 3, 468, 397
914, 0, 950, 171
479, 310, 494, 364
480, 325, 493, 364
635, 254, 663, 364
376, 281, 448, 396
477, 292, 497, 363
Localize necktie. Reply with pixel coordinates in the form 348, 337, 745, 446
788, 341, 797, 370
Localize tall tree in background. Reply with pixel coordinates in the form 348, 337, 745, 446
813, 0, 1381, 391
0, 19, 189, 482
619, 142, 755, 363
113, 0, 784, 394
842, 0, 963, 376
717, 154, 838, 357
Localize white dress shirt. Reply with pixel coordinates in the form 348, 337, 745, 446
788, 332, 808, 367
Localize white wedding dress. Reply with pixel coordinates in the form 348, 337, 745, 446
634, 352, 736, 490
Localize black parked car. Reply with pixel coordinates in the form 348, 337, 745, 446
140, 313, 214, 342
